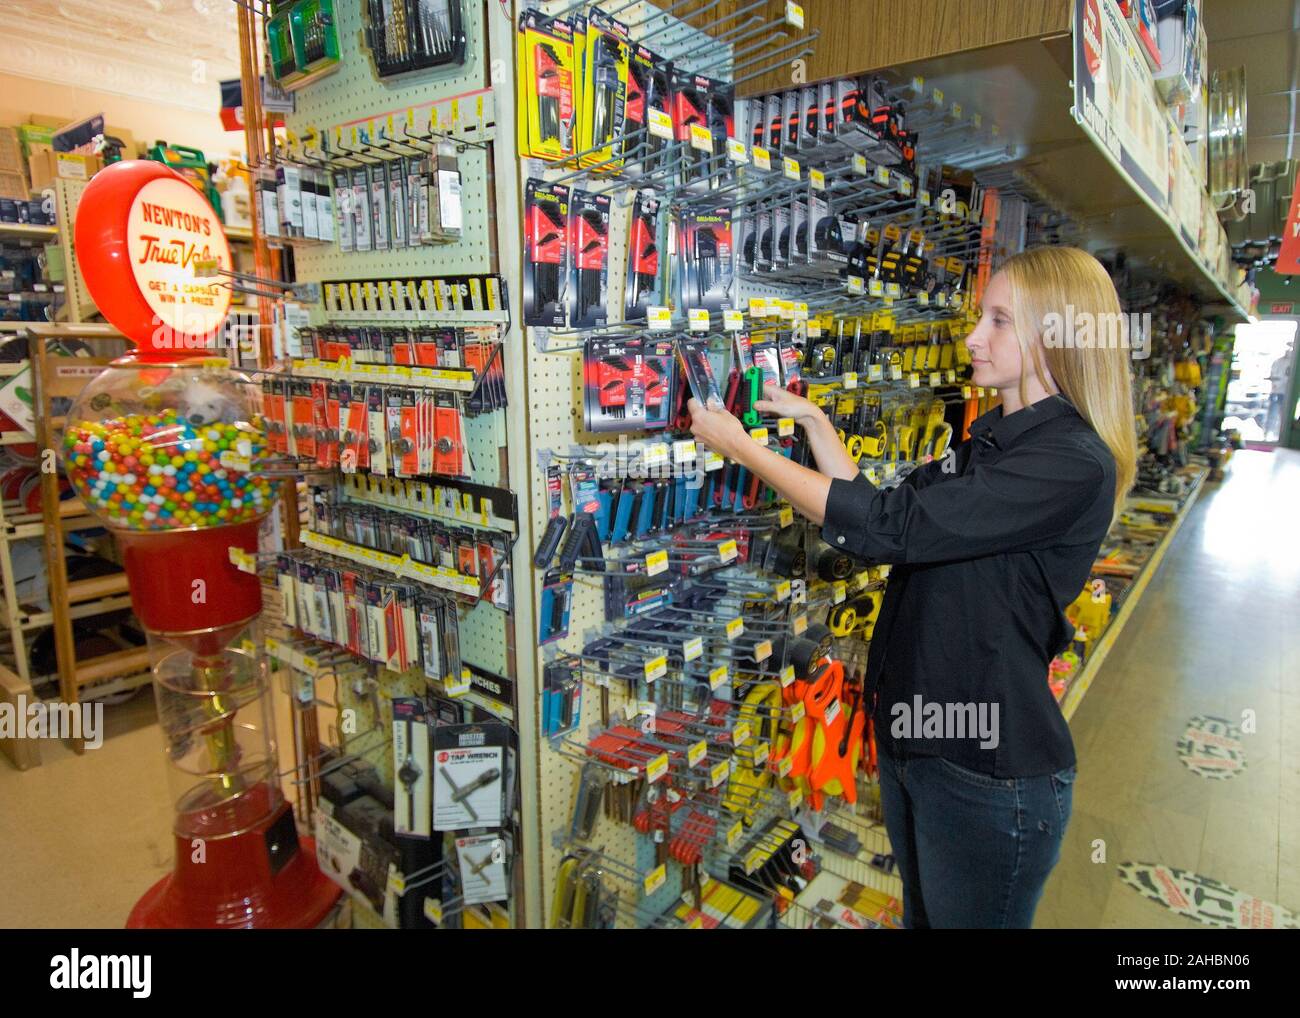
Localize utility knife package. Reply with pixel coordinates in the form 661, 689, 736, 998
568, 188, 611, 329
524, 178, 570, 327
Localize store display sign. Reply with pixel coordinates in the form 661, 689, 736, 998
74, 159, 232, 357
127, 177, 232, 339
1072, 0, 1170, 213
1118, 863, 1299, 929
1273, 169, 1300, 273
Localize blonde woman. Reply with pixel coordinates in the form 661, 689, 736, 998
688, 246, 1137, 929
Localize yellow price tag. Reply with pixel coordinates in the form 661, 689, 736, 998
646, 550, 669, 576
725, 618, 744, 640
644, 864, 667, 896
688, 308, 710, 332
778, 417, 795, 437
646, 752, 669, 783
732, 721, 751, 746
754, 640, 773, 662
751, 145, 771, 171
647, 306, 672, 331
712, 760, 731, 788
750, 428, 769, 445
783, 156, 801, 181
810, 168, 826, 190
644, 655, 667, 682
718, 539, 738, 563
688, 740, 707, 767
683, 637, 703, 661
779, 506, 794, 528
709, 665, 729, 690
779, 665, 795, 687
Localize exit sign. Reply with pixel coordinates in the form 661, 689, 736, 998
1269, 302, 1294, 315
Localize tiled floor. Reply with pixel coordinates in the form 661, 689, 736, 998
2, 450, 1296, 928
1036, 448, 1300, 927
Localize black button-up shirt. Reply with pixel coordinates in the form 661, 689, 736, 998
821, 394, 1116, 777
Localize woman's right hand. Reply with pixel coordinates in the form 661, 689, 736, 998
753, 382, 824, 426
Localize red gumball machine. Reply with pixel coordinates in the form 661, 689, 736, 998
64, 160, 338, 928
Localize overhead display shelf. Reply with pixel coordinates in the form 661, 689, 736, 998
895, 30, 1249, 321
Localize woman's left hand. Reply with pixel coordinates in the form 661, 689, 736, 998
687, 398, 747, 458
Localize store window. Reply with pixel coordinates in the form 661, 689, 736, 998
1223, 319, 1298, 445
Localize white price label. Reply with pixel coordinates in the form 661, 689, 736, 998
645, 655, 667, 682
909, 373, 921, 389
847, 275, 865, 295
725, 617, 745, 640
785, 1, 804, 28
709, 665, 729, 690
684, 637, 703, 661
646, 752, 669, 783
688, 740, 707, 767
713, 760, 732, 788
688, 308, 711, 332
648, 108, 674, 140
852, 154, 868, 175
646, 550, 669, 576
718, 539, 738, 563
874, 165, 890, 186
842, 371, 858, 390
753, 743, 770, 767
704, 450, 725, 471
726, 138, 749, 164
689, 123, 713, 153
647, 306, 672, 331
868, 278, 884, 298
783, 156, 801, 181
869, 364, 883, 381
809, 169, 826, 190
930, 371, 942, 387
723, 309, 744, 331
751, 145, 771, 171
673, 439, 697, 463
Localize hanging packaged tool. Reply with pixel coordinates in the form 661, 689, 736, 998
581, 336, 673, 433
425, 141, 463, 243
678, 207, 734, 315
266, 0, 342, 90
364, 0, 466, 78
675, 336, 724, 410
568, 189, 610, 328
517, 10, 577, 161
578, 9, 630, 171
624, 192, 661, 322
671, 69, 715, 192
524, 179, 569, 327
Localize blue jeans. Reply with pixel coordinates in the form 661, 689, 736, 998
876, 747, 1074, 928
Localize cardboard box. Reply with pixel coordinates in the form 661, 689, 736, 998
0, 127, 23, 176
28, 149, 102, 192
17, 124, 54, 158
27, 114, 68, 129
0, 171, 27, 200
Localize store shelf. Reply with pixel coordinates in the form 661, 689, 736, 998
65, 572, 129, 604
0, 222, 57, 240
73, 645, 150, 688
1059, 467, 1209, 721
899, 37, 1248, 320
225, 225, 253, 243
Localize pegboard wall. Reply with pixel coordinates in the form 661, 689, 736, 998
267, 0, 537, 924
519, 0, 753, 928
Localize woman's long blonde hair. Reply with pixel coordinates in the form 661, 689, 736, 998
998, 246, 1137, 522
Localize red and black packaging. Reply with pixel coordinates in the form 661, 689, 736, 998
568, 189, 610, 329
582, 336, 674, 433
524, 178, 569, 327
624, 191, 660, 322
674, 336, 724, 410
671, 67, 711, 192
678, 206, 734, 315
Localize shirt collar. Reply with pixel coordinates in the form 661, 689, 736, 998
969, 393, 1079, 449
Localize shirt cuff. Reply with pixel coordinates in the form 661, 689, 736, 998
821, 472, 875, 559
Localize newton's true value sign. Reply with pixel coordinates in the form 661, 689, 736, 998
74, 160, 232, 358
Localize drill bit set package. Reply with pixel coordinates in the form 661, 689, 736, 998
517, 10, 577, 162
363, 0, 467, 78
266, 0, 341, 90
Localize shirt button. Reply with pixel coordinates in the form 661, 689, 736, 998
836, 536, 845, 544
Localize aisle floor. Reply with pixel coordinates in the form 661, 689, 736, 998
1036, 448, 1300, 928
1, 451, 1296, 928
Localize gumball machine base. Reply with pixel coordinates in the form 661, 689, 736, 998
128, 790, 339, 929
